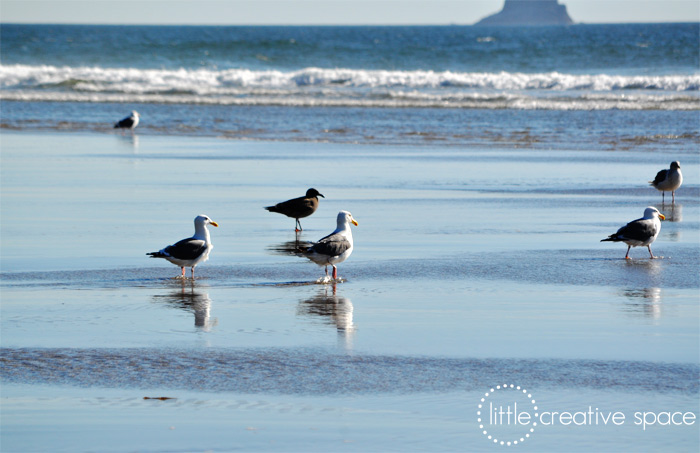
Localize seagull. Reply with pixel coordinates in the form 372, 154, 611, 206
147, 215, 218, 278
306, 211, 358, 280
265, 188, 324, 232
601, 207, 665, 259
650, 161, 682, 204
114, 111, 140, 130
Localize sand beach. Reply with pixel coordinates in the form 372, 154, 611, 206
1, 130, 698, 451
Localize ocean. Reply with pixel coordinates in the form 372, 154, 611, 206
1, 24, 699, 452
1, 23, 699, 147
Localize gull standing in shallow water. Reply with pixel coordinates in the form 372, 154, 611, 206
147, 215, 218, 278
601, 207, 665, 259
306, 211, 358, 280
265, 188, 324, 232
114, 110, 140, 131
650, 161, 682, 204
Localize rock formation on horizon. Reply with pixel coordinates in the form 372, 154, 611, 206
475, 0, 574, 26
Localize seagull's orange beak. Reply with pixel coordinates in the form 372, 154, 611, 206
658, 214, 665, 221
210, 221, 219, 227
351, 218, 358, 226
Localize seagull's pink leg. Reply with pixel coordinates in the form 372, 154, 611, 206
191, 267, 196, 279
324, 266, 329, 276
648, 246, 656, 259
180, 267, 186, 278
332, 265, 337, 280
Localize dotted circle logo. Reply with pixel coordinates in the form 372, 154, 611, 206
477, 384, 538, 446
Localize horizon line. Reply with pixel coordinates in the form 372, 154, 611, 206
2, 20, 698, 26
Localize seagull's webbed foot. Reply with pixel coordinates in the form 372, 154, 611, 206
317, 266, 334, 284
317, 275, 333, 284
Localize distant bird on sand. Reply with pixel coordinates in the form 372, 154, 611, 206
265, 188, 324, 232
147, 215, 218, 278
650, 161, 682, 203
114, 110, 140, 130
601, 207, 665, 259
306, 211, 358, 280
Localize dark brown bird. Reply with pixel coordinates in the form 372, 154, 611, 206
265, 188, 324, 232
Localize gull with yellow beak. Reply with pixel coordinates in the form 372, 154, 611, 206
147, 215, 219, 278
306, 211, 358, 280
601, 207, 665, 259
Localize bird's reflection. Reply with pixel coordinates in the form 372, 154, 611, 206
624, 256, 663, 276
116, 132, 139, 149
620, 287, 662, 319
297, 284, 356, 350
660, 203, 682, 223
153, 281, 217, 330
266, 235, 313, 257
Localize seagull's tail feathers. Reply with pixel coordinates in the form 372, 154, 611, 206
147, 251, 168, 258
600, 235, 620, 242
265, 206, 280, 213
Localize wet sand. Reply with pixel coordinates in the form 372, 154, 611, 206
1, 131, 698, 451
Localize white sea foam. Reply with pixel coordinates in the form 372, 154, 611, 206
1, 64, 698, 110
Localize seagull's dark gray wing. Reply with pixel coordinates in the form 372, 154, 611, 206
309, 232, 351, 257
652, 169, 668, 186
114, 116, 135, 128
616, 219, 657, 242
148, 238, 207, 260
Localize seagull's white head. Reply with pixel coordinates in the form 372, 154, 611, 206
131, 111, 140, 118
643, 207, 665, 221
337, 210, 358, 228
195, 214, 219, 228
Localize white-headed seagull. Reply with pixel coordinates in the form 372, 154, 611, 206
601, 207, 665, 259
147, 215, 218, 278
306, 211, 358, 280
114, 110, 140, 130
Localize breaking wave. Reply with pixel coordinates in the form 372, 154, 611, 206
2, 64, 699, 110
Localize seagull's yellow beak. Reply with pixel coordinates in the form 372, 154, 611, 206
351, 218, 358, 226
658, 214, 665, 221
210, 221, 219, 227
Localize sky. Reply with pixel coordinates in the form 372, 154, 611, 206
1, 0, 698, 25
